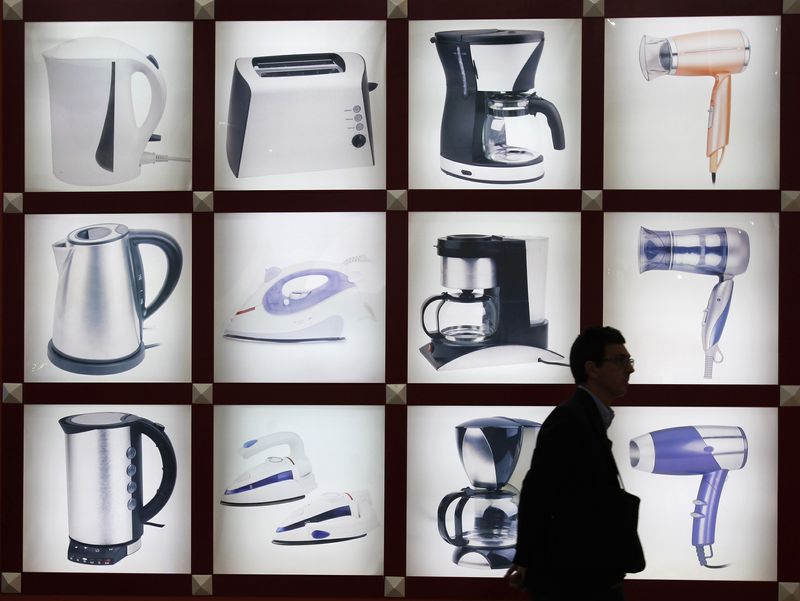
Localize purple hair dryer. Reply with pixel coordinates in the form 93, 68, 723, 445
629, 425, 748, 568
639, 226, 750, 379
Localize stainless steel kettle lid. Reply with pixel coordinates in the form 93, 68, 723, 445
59, 412, 137, 434
66, 223, 129, 245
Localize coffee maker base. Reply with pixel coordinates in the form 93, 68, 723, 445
452, 545, 516, 570
67, 537, 142, 566
440, 157, 544, 184
420, 343, 566, 371
48, 340, 146, 375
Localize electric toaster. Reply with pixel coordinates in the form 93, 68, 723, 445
226, 52, 378, 178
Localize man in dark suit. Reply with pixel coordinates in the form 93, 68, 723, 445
505, 326, 641, 601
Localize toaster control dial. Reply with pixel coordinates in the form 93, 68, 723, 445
352, 134, 367, 148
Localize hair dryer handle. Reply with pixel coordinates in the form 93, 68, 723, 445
132, 56, 167, 143
421, 294, 447, 340
437, 489, 471, 546
691, 469, 728, 549
701, 278, 733, 379
708, 74, 731, 156
528, 96, 565, 150
239, 431, 306, 460
137, 418, 178, 524
129, 230, 183, 319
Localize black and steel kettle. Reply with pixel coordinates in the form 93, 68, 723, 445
49, 223, 182, 375
59, 412, 177, 565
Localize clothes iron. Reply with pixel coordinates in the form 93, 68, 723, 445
224, 258, 374, 343
220, 432, 316, 506
272, 490, 378, 545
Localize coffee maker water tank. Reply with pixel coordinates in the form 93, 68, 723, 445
455, 417, 541, 491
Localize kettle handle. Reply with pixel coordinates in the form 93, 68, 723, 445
131, 57, 167, 144
129, 230, 183, 319
137, 418, 177, 524
437, 489, 471, 546
421, 293, 448, 340
527, 95, 565, 151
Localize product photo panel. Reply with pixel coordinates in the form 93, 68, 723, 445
214, 21, 386, 190
24, 21, 193, 192
610, 406, 777, 581
22, 404, 192, 573
214, 212, 386, 383
24, 213, 192, 382
604, 16, 780, 190
213, 405, 385, 575
603, 212, 778, 384
408, 211, 580, 384
406, 405, 555, 577
408, 19, 581, 189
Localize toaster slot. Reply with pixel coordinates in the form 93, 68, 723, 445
252, 53, 345, 77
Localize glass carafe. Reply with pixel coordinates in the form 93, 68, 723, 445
482, 95, 540, 164
421, 291, 498, 344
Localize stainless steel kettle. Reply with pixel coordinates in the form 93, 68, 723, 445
48, 223, 182, 375
59, 412, 177, 565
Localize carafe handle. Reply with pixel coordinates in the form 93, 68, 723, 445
437, 489, 472, 546
528, 95, 565, 150
129, 230, 183, 319
137, 418, 177, 524
421, 293, 448, 340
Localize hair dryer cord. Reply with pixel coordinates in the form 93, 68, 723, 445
695, 544, 730, 569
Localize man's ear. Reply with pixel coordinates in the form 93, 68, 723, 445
584, 359, 597, 381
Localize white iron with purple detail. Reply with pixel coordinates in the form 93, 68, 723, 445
272, 490, 379, 545
220, 432, 317, 506
224, 258, 374, 343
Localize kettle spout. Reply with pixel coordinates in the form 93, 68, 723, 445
52, 239, 69, 273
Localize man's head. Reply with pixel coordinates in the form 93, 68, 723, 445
570, 326, 634, 403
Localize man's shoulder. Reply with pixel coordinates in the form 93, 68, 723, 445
540, 389, 595, 431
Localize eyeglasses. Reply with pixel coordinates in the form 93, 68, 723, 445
601, 355, 635, 368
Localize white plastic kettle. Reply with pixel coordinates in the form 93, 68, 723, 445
43, 38, 167, 185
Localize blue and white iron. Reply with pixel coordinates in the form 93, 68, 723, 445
220, 432, 317, 506
639, 226, 750, 379
272, 490, 379, 545
224, 258, 374, 342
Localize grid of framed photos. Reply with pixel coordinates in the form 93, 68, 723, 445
1, 0, 799, 600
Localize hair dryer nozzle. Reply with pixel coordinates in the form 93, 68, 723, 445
638, 227, 673, 273
639, 35, 674, 81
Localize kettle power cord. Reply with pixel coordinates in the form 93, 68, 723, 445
141, 152, 191, 165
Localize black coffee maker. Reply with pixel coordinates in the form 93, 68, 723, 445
420, 234, 564, 370
431, 30, 565, 184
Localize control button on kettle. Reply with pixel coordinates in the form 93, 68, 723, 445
127, 498, 137, 510
352, 134, 367, 148
126, 464, 137, 477
126, 447, 137, 459
353, 105, 362, 113
355, 123, 364, 131
354, 114, 363, 122
127, 481, 137, 494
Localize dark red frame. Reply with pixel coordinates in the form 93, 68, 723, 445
1, 0, 798, 599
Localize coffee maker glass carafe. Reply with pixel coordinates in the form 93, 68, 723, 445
482, 95, 542, 165
421, 291, 498, 344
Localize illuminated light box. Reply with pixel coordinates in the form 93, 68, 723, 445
603, 16, 780, 190
213, 405, 385, 575
603, 212, 778, 384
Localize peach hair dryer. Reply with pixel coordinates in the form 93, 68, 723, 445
639, 29, 750, 183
